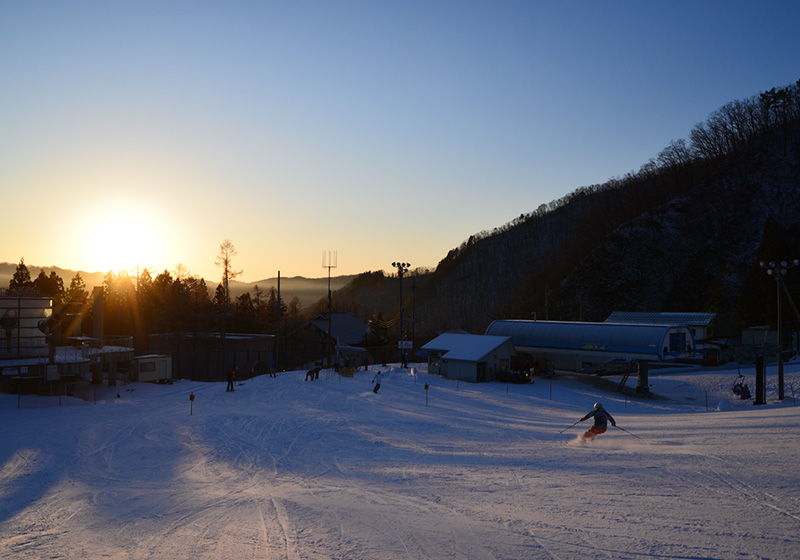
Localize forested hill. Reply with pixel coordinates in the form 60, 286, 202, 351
339, 80, 800, 340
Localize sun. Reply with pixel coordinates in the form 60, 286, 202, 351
87, 217, 158, 274
77, 201, 168, 275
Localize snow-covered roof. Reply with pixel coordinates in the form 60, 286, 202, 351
605, 311, 715, 327
421, 333, 514, 362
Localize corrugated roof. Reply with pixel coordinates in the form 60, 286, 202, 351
605, 312, 715, 326
421, 333, 514, 362
485, 319, 695, 360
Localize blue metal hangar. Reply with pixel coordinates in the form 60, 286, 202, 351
485, 319, 698, 374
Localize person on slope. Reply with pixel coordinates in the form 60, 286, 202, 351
226, 367, 236, 392
372, 371, 383, 394
579, 402, 616, 441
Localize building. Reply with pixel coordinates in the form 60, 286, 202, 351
130, 355, 172, 383
1, 293, 53, 362
485, 319, 697, 374
287, 313, 370, 368
1, 291, 134, 393
148, 332, 274, 382
421, 333, 516, 383
605, 312, 715, 349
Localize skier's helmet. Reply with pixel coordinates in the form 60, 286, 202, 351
594, 402, 603, 410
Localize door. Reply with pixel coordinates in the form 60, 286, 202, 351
477, 362, 487, 383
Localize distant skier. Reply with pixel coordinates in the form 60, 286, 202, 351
372, 371, 383, 393
226, 368, 236, 392
579, 402, 616, 441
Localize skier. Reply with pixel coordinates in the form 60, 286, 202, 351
579, 402, 616, 441
372, 371, 383, 393
226, 368, 236, 392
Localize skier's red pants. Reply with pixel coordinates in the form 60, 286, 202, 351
582, 426, 606, 441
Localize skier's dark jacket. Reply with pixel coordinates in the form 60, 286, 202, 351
581, 409, 616, 430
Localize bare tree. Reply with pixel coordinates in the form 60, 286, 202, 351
214, 239, 242, 308
173, 263, 189, 283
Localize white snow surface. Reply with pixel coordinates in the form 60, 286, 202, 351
2, 362, 799, 560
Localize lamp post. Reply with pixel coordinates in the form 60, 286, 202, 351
760, 259, 799, 400
391, 261, 410, 345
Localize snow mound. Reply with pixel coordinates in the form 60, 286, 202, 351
716, 399, 733, 411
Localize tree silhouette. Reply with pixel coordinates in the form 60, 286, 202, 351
214, 239, 241, 308
9, 258, 33, 289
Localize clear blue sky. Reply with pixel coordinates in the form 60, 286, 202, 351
2, 1, 799, 282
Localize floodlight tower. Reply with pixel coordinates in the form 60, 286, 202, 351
391, 262, 410, 343
760, 258, 799, 400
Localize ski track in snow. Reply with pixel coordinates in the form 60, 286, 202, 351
1, 362, 799, 559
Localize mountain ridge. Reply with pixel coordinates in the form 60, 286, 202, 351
0, 262, 356, 308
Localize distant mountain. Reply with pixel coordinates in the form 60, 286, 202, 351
0, 263, 355, 308
227, 275, 357, 307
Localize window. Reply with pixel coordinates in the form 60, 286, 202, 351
669, 332, 686, 352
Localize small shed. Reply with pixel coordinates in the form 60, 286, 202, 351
131, 355, 172, 383
421, 333, 516, 383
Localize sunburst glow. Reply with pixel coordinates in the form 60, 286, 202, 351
76, 200, 168, 275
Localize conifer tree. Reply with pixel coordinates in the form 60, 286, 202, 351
9, 258, 33, 289
65, 273, 89, 303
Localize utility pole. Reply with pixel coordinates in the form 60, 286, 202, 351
276, 271, 281, 371
323, 251, 337, 370
411, 273, 416, 359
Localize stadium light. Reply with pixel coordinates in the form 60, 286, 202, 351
759, 259, 799, 400
391, 262, 411, 349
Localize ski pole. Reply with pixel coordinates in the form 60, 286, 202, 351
559, 419, 582, 433
614, 425, 644, 440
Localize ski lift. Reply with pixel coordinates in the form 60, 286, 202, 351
731, 370, 751, 399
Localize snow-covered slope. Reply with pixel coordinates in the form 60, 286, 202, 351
2, 363, 799, 559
